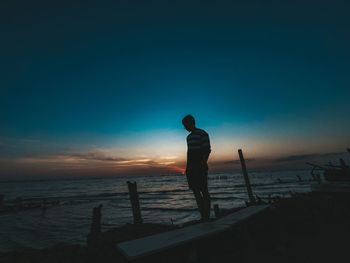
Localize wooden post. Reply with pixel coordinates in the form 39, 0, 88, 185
91, 205, 103, 234
213, 204, 220, 218
87, 204, 103, 248
127, 181, 143, 224
316, 174, 322, 184
15, 197, 23, 210
0, 194, 4, 209
238, 149, 255, 204
41, 198, 47, 216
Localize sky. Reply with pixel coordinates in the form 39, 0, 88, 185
1, 0, 350, 179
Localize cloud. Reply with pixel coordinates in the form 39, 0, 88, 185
221, 158, 256, 165
66, 152, 127, 162
274, 152, 346, 163
0, 149, 186, 179
9, 150, 182, 172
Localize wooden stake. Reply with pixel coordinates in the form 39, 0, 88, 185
0, 194, 4, 209
15, 197, 23, 210
213, 204, 220, 218
87, 204, 103, 248
90, 204, 103, 235
127, 181, 143, 224
238, 149, 255, 204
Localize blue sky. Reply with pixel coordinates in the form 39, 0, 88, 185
1, 0, 350, 179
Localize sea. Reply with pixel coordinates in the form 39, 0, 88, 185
0, 170, 314, 252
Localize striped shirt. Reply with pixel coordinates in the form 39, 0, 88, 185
187, 128, 211, 152
186, 128, 211, 173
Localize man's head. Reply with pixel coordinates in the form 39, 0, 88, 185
182, 114, 196, 132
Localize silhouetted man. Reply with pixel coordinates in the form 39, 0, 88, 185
182, 115, 211, 220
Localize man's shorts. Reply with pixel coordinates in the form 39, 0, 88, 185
186, 170, 208, 190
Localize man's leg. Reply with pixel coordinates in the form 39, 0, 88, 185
201, 187, 211, 220
192, 188, 205, 219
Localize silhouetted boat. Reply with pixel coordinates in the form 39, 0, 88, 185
307, 150, 350, 183
307, 151, 350, 193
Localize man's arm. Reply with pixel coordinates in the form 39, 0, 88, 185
185, 150, 189, 174
200, 132, 211, 166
